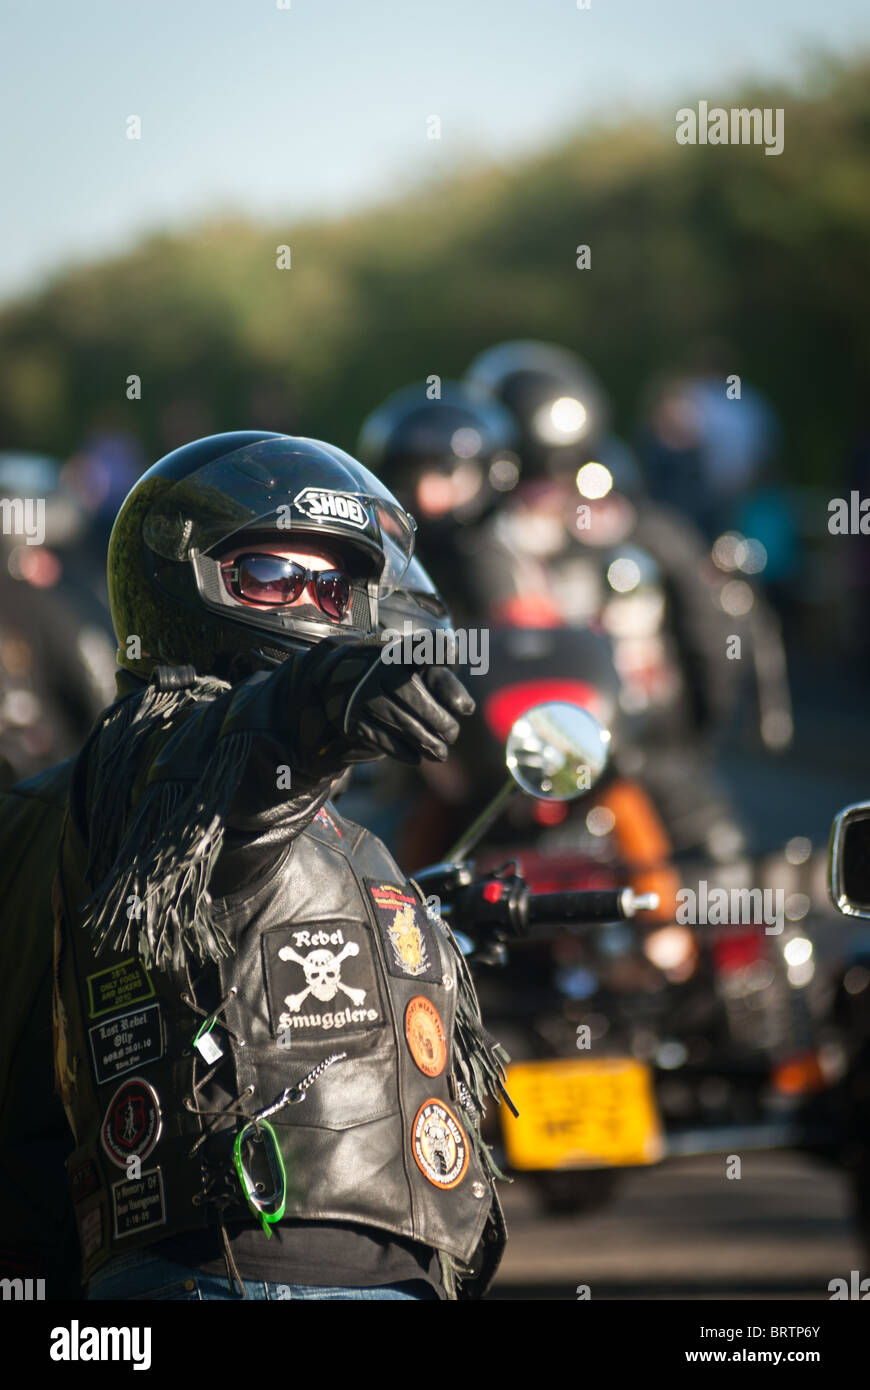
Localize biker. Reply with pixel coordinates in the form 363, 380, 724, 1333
461, 340, 786, 860
0, 451, 116, 789
359, 362, 739, 860
357, 380, 522, 626
44, 430, 509, 1301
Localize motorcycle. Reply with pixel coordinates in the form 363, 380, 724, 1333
421, 627, 830, 1215
418, 695, 668, 1215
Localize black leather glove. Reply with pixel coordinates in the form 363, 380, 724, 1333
303, 636, 475, 766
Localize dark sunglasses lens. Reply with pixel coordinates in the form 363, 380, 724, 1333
315, 572, 351, 619
237, 556, 304, 605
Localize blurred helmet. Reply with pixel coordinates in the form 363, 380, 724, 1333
107, 431, 416, 681
465, 340, 610, 479
357, 381, 521, 541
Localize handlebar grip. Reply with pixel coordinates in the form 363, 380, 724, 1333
524, 888, 659, 926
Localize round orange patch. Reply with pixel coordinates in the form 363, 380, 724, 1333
404, 996, 447, 1078
411, 1099, 469, 1189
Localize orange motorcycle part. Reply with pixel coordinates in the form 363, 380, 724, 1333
595, 778, 681, 922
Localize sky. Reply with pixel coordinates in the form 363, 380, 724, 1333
1, 0, 868, 303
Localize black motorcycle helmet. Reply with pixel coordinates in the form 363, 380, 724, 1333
108, 431, 416, 681
356, 381, 520, 541
465, 340, 610, 480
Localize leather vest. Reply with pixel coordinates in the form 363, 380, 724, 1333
55, 775, 505, 1295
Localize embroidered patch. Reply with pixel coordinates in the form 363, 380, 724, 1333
112, 1167, 166, 1239
411, 1099, 469, 1190
263, 923, 383, 1038
88, 1003, 163, 1085
86, 958, 155, 1020
70, 1158, 101, 1205
405, 997, 447, 1078
79, 1204, 103, 1260
100, 1077, 162, 1170
366, 881, 441, 983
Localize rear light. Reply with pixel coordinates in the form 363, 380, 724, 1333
772, 1052, 827, 1096
710, 930, 766, 974
483, 681, 604, 741
489, 594, 564, 628
532, 800, 569, 826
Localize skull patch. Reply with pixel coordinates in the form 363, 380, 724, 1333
263, 924, 383, 1038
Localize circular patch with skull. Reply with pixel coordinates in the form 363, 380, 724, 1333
411, 1099, 469, 1189
404, 996, 447, 1078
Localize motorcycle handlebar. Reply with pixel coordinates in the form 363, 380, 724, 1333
523, 888, 659, 930
448, 877, 659, 939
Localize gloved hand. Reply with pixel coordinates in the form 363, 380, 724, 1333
302, 635, 475, 766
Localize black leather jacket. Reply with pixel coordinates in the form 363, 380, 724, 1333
52, 659, 507, 1299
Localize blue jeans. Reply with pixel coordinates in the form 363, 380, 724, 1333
87, 1250, 439, 1301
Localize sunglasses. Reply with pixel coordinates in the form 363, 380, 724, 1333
221, 553, 352, 620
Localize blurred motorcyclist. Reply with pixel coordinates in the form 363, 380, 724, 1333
0, 452, 116, 788
463, 341, 795, 856
636, 344, 801, 633
358, 381, 522, 625
360, 348, 785, 861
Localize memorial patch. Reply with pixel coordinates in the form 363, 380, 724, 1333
112, 1167, 166, 1239
88, 1003, 163, 1085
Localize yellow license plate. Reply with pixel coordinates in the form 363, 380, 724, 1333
501, 1057, 664, 1170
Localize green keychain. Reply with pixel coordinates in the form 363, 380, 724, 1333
233, 1052, 347, 1237
233, 1120, 287, 1237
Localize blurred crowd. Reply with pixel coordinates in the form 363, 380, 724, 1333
0, 337, 811, 794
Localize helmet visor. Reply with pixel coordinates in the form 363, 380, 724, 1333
142, 437, 416, 596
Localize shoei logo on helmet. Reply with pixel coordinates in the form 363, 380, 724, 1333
293, 488, 368, 529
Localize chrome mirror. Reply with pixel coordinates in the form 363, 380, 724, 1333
830, 802, 870, 918
505, 701, 611, 800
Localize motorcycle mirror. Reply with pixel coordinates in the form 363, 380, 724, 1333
505, 701, 611, 801
445, 701, 611, 864
829, 802, 870, 918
